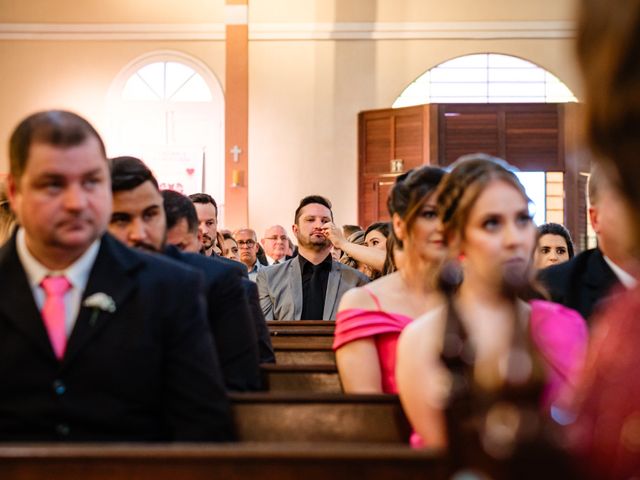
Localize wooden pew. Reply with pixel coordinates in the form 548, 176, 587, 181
260, 364, 341, 393
0, 443, 448, 480
268, 320, 336, 365
231, 392, 410, 443
0, 394, 451, 479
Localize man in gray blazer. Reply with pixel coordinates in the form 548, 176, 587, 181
257, 195, 369, 320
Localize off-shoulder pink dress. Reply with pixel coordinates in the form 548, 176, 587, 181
333, 287, 413, 393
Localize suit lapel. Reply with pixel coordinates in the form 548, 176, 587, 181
63, 235, 140, 367
0, 235, 56, 360
323, 261, 342, 319
289, 259, 303, 319
584, 249, 621, 308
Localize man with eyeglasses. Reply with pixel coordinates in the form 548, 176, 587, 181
234, 228, 262, 281
261, 225, 289, 265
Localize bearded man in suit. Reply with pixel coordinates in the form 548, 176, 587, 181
108, 156, 265, 386
257, 195, 369, 320
0, 110, 233, 441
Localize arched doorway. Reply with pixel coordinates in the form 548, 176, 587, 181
359, 54, 588, 247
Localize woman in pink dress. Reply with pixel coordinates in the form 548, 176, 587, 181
396, 155, 588, 456
333, 166, 446, 393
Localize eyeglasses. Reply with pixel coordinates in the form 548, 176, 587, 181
265, 235, 287, 242
237, 239, 256, 248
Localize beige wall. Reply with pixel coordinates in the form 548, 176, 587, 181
0, 0, 582, 237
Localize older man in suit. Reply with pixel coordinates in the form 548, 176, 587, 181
0, 110, 233, 441
257, 195, 369, 320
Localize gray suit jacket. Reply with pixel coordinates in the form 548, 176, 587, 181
256, 256, 369, 320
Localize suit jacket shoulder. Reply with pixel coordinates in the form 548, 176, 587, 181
538, 248, 620, 321
0, 233, 234, 441
164, 247, 262, 391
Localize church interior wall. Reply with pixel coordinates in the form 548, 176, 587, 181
0, 0, 580, 236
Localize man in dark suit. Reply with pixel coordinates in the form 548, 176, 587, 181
189, 192, 219, 257
0, 110, 233, 441
109, 157, 266, 387
257, 195, 369, 320
162, 188, 275, 364
539, 163, 636, 322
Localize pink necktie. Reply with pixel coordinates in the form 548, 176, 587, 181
40, 276, 71, 360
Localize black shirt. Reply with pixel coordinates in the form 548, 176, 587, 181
299, 253, 332, 320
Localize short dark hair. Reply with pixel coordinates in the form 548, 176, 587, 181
162, 190, 199, 234
9, 110, 106, 181
294, 195, 333, 224
189, 193, 218, 220
537, 222, 575, 259
110, 156, 159, 192
387, 166, 445, 248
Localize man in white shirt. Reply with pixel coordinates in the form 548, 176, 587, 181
234, 228, 262, 281
261, 224, 288, 265
540, 162, 636, 322
0, 110, 232, 441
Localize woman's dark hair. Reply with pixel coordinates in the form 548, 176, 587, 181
537, 223, 575, 259
364, 221, 391, 240
387, 166, 446, 249
382, 233, 398, 275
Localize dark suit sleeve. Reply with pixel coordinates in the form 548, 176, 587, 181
244, 279, 275, 364
537, 265, 566, 304
205, 266, 262, 391
162, 269, 235, 441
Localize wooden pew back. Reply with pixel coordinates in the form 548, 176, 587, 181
231, 392, 410, 443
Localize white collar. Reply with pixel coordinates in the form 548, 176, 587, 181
267, 255, 285, 265
603, 255, 637, 289
16, 228, 101, 292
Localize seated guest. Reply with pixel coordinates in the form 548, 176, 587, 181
222, 232, 240, 262
396, 155, 587, 452
325, 221, 390, 277
189, 193, 218, 257
333, 167, 446, 393
257, 195, 369, 320
110, 157, 262, 391
534, 222, 574, 269
339, 230, 372, 278
364, 222, 390, 251
261, 225, 289, 265
565, 4, 640, 474
539, 163, 636, 322
234, 228, 263, 281
162, 189, 201, 253
0, 110, 233, 441
164, 190, 274, 365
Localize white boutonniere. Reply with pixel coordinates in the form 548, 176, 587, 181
83, 293, 116, 326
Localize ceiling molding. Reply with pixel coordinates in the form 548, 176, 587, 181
0, 21, 574, 41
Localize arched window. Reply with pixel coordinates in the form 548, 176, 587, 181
107, 52, 225, 221
393, 53, 576, 108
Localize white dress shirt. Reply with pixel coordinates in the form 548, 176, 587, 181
16, 228, 101, 335
603, 255, 637, 290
